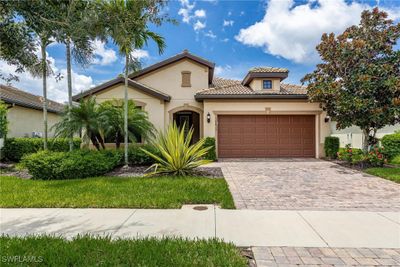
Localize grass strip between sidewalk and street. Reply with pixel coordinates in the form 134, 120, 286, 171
0, 235, 247, 267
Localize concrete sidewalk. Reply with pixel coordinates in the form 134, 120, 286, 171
1, 206, 399, 248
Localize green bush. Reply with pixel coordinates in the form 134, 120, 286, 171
381, 133, 400, 159
128, 144, 160, 165
2, 137, 81, 162
324, 136, 340, 159
337, 145, 364, 164
390, 155, 400, 165
142, 123, 212, 176
203, 137, 217, 161
22, 150, 118, 180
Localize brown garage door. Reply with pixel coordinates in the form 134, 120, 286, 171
218, 115, 315, 158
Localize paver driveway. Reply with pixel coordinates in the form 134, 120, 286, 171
208, 159, 400, 211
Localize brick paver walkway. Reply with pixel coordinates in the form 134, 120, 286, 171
208, 159, 400, 211
252, 246, 400, 267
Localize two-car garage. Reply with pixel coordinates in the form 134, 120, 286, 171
217, 115, 316, 158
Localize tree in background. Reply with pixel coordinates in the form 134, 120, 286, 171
4, 1, 58, 150
100, 0, 168, 166
52, 0, 100, 151
0, 3, 40, 83
302, 8, 400, 152
0, 100, 8, 139
99, 99, 154, 149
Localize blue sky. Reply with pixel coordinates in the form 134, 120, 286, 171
2, 0, 400, 102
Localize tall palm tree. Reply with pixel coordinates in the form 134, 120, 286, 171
52, 0, 97, 151
10, 1, 57, 150
101, 0, 166, 166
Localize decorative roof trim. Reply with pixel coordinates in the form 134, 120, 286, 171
128, 50, 215, 83
242, 72, 289, 86
72, 77, 171, 102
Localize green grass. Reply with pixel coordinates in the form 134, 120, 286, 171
0, 235, 247, 267
0, 175, 235, 209
365, 168, 400, 183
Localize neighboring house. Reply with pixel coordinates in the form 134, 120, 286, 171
0, 84, 64, 138
73, 50, 332, 158
330, 122, 399, 149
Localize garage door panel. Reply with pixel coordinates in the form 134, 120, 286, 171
218, 115, 315, 158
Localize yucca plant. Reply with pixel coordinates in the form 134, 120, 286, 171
141, 122, 212, 176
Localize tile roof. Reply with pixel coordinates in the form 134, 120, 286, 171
1, 84, 64, 113
196, 77, 308, 99
72, 77, 171, 102
129, 49, 215, 83
249, 67, 289, 73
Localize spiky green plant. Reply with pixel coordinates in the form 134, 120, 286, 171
142, 123, 212, 176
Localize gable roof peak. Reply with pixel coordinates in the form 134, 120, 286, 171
129, 50, 215, 83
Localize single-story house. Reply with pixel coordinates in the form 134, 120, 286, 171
0, 84, 64, 138
73, 50, 397, 158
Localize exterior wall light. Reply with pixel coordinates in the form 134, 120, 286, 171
207, 112, 211, 123
324, 116, 330, 123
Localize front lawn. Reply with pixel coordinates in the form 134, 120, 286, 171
365, 168, 400, 183
0, 235, 247, 267
0, 175, 235, 209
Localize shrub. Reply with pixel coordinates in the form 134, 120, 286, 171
390, 155, 400, 165
324, 136, 340, 159
22, 150, 118, 180
381, 133, 400, 159
2, 138, 81, 162
366, 145, 387, 167
337, 144, 387, 167
337, 145, 364, 164
128, 144, 160, 165
142, 123, 212, 176
203, 137, 217, 161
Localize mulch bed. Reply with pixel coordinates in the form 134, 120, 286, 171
107, 166, 224, 178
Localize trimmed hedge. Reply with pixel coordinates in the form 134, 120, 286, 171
203, 137, 217, 161
381, 133, 400, 159
2, 137, 81, 162
22, 150, 120, 180
324, 136, 340, 159
129, 144, 160, 165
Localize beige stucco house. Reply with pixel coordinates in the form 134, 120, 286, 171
1, 85, 63, 138
73, 50, 332, 158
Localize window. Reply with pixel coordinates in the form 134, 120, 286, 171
263, 80, 272, 89
181, 71, 191, 87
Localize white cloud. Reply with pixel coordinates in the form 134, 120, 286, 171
221, 38, 229, 42
178, 0, 208, 32
204, 30, 216, 39
228, 11, 232, 16
223, 20, 234, 27
0, 52, 94, 103
193, 20, 206, 31
215, 65, 232, 76
194, 9, 206, 18
92, 40, 117, 66
178, 0, 195, 23
235, 0, 400, 64
240, 11, 245, 16
131, 49, 149, 59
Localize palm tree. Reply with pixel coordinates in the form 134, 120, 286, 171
99, 99, 155, 148
52, 0, 98, 151
52, 97, 105, 150
101, 0, 166, 166
9, 1, 57, 150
